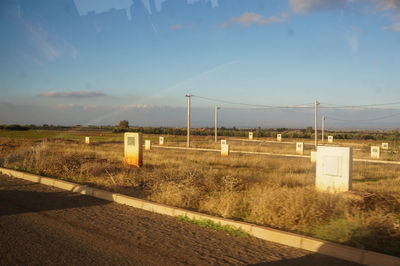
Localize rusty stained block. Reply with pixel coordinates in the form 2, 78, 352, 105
85, 137, 90, 144
221, 144, 230, 156
124, 132, 143, 167
382, 142, 389, 150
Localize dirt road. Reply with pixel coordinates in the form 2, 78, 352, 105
0, 174, 359, 265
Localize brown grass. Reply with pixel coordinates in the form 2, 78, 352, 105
1, 136, 400, 256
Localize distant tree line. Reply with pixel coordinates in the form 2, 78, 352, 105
1, 122, 399, 141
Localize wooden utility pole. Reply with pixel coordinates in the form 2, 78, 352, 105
322, 115, 325, 143
185, 94, 192, 148
315, 101, 319, 148
215, 106, 220, 143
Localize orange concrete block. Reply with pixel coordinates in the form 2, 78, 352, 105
124, 132, 143, 167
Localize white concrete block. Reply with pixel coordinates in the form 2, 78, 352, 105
296, 142, 304, 155
382, 143, 389, 150
85, 137, 90, 144
371, 146, 380, 159
221, 140, 227, 145
277, 134, 282, 142
221, 144, 230, 156
145, 140, 151, 151
159, 136, 164, 145
249, 132, 253, 140
124, 132, 143, 167
311, 151, 317, 163
316, 146, 352, 193
328, 136, 333, 143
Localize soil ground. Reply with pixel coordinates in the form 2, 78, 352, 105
0, 174, 360, 265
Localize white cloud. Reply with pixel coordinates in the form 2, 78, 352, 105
220, 12, 290, 27
289, 0, 347, 13
53, 104, 81, 110
347, 34, 359, 53
171, 24, 183, 30
289, 0, 400, 34
25, 22, 60, 61
370, 0, 400, 32
22, 21, 79, 63
38, 91, 106, 98
383, 22, 400, 31
372, 0, 400, 11
170, 23, 194, 30
346, 26, 360, 53
120, 104, 150, 110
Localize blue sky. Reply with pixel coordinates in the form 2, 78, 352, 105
1, 0, 400, 129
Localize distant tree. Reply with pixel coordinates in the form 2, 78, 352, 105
119, 120, 129, 129
113, 120, 130, 133
305, 126, 313, 134
392, 130, 399, 140
5, 124, 29, 131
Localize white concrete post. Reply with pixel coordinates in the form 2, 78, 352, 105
316, 146, 352, 193
371, 146, 380, 159
296, 142, 304, 155
145, 140, 151, 150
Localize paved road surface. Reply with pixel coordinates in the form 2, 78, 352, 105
0, 174, 359, 265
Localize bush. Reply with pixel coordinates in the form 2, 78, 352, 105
5, 124, 29, 131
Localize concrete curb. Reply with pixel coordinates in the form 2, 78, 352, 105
229, 138, 365, 148
152, 145, 310, 159
1, 167, 399, 266
354, 158, 400, 165
153, 145, 400, 165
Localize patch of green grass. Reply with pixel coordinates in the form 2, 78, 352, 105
177, 215, 248, 237
311, 218, 364, 245
0, 130, 60, 139
0, 129, 123, 142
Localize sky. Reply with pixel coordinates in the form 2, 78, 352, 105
1, 0, 400, 129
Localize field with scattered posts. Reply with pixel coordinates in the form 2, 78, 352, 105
1, 129, 400, 257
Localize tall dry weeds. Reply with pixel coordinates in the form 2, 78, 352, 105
1, 137, 400, 256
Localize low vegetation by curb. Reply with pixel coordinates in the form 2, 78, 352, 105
177, 215, 249, 237
1, 167, 400, 266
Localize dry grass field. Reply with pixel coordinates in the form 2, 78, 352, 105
1, 130, 399, 257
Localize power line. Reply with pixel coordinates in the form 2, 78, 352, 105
320, 101, 400, 109
328, 111, 400, 122
193, 94, 400, 110
192, 95, 314, 109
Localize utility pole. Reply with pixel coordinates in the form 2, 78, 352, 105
314, 100, 320, 148
214, 106, 220, 143
322, 115, 325, 143
185, 94, 192, 148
